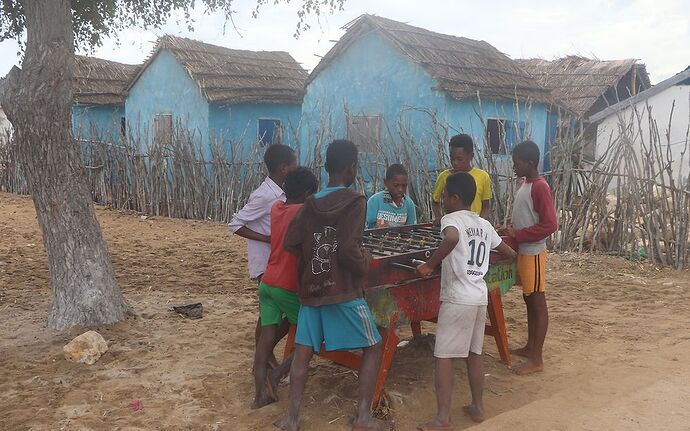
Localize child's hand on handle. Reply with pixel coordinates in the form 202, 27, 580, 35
496, 224, 515, 238
416, 262, 435, 277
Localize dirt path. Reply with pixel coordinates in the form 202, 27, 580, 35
1, 192, 689, 430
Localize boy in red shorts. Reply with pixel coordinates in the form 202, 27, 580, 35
252, 167, 319, 409
502, 140, 558, 375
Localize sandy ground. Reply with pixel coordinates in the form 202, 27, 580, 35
1, 191, 690, 431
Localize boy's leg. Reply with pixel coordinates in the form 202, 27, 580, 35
353, 340, 388, 430
463, 352, 485, 422
253, 324, 278, 409
514, 292, 547, 375
512, 294, 535, 358
274, 344, 313, 431
418, 357, 454, 430
462, 304, 486, 422
275, 303, 321, 431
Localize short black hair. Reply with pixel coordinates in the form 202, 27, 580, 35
512, 140, 540, 165
325, 139, 358, 174
445, 172, 476, 207
263, 144, 295, 173
385, 163, 408, 180
284, 167, 319, 201
449, 134, 474, 155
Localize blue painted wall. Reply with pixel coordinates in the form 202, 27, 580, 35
209, 102, 302, 158
125, 50, 209, 154
301, 30, 551, 177
72, 104, 124, 143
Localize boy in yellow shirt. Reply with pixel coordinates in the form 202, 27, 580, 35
432, 134, 492, 222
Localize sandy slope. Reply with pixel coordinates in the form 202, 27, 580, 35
1, 192, 689, 430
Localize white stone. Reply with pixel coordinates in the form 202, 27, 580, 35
63, 331, 108, 365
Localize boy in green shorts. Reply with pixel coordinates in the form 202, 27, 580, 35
252, 167, 319, 409
432, 134, 492, 221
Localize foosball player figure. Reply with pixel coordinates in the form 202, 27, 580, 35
416, 172, 516, 430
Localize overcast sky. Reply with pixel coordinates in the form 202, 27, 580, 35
0, 0, 687, 83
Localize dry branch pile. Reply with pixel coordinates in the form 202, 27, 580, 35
1, 103, 688, 268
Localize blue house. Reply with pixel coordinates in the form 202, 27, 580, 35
72, 55, 139, 142
125, 36, 307, 159
301, 15, 553, 186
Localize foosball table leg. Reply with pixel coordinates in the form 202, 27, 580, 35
371, 314, 400, 410
487, 287, 512, 366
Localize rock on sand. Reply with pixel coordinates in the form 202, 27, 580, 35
63, 331, 108, 365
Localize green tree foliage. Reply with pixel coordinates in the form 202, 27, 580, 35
0, 0, 346, 50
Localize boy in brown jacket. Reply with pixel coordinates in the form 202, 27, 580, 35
275, 140, 389, 431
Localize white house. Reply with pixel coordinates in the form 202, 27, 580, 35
590, 67, 690, 182
0, 106, 11, 147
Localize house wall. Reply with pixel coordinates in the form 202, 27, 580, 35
72, 104, 124, 142
0, 107, 11, 146
125, 50, 209, 154
595, 84, 690, 182
301, 31, 550, 184
209, 102, 302, 158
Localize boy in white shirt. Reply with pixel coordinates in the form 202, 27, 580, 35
417, 172, 516, 430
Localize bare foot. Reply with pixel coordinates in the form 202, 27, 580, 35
417, 418, 452, 430
510, 346, 530, 358
462, 404, 485, 423
512, 359, 544, 375
250, 391, 277, 409
274, 416, 299, 431
352, 415, 393, 430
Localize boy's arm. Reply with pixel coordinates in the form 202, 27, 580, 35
431, 201, 442, 225
338, 197, 369, 277
283, 207, 305, 255
513, 182, 558, 243
417, 225, 459, 276
494, 241, 517, 262
407, 197, 417, 225
431, 172, 445, 224
234, 226, 270, 243
229, 193, 271, 243
365, 195, 378, 229
479, 171, 492, 220
480, 200, 491, 220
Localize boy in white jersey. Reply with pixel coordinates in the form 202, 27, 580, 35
417, 172, 516, 430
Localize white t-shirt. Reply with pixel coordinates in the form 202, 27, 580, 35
440, 210, 503, 305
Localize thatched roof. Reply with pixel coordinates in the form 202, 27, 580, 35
516, 56, 651, 118
590, 66, 690, 123
309, 15, 551, 103
130, 35, 307, 105
74, 56, 139, 105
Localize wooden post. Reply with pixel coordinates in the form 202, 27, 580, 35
486, 287, 512, 366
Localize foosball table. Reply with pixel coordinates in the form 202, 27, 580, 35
283, 223, 517, 409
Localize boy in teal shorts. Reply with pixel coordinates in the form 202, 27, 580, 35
252, 167, 319, 409
276, 140, 390, 431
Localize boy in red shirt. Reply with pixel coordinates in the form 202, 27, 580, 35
502, 140, 558, 375
252, 167, 319, 409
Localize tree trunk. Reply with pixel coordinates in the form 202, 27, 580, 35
1, 0, 131, 330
